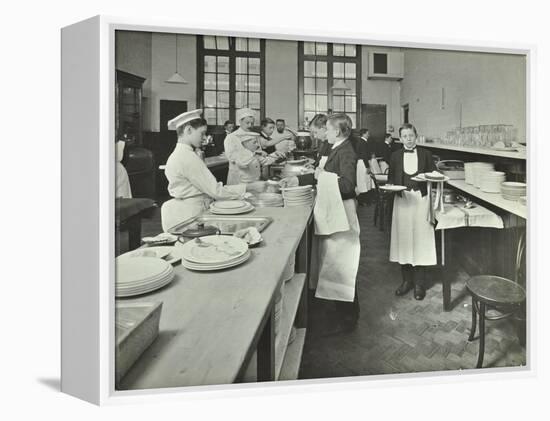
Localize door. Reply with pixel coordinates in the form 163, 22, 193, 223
361, 104, 386, 143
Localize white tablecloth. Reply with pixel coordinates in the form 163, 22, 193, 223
435, 202, 503, 230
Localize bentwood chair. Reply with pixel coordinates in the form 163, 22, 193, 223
465, 231, 526, 368
370, 172, 393, 231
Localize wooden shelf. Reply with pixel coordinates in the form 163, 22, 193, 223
447, 180, 527, 219
278, 328, 306, 381
275, 273, 306, 380
420, 142, 526, 160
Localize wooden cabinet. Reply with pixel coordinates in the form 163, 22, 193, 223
116, 70, 146, 145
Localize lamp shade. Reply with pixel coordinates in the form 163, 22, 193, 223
331, 80, 351, 91
165, 72, 188, 84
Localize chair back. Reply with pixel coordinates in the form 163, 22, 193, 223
515, 231, 526, 285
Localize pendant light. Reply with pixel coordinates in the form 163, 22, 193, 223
331, 79, 351, 91
165, 34, 188, 84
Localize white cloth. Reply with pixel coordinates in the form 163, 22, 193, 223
116, 162, 132, 199
403, 148, 418, 174
318, 156, 328, 170
355, 159, 369, 194
224, 128, 262, 184
162, 143, 246, 231
435, 203, 504, 230
390, 190, 437, 266
314, 172, 349, 235
368, 157, 382, 175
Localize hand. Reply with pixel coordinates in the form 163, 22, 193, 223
279, 176, 299, 188
255, 150, 268, 157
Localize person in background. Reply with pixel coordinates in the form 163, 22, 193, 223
378, 132, 401, 166
224, 120, 235, 136
272, 119, 297, 154
212, 120, 235, 155
161, 110, 261, 232
280, 113, 360, 330
388, 123, 437, 301
259, 117, 284, 154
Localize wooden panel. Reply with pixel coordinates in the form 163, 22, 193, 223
362, 103, 386, 142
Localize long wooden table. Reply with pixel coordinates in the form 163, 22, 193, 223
116, 206, 312, 391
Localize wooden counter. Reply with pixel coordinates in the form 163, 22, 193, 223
116, 206, 312, 391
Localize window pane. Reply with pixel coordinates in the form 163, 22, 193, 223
218, 74, 229, 91
333, 96, 345, 112
333, 44, 345, 56
345, 96, 356, 112
215, 36, 229, 50
235, 37, 248, 51
345, 44, 356, 57
204, 108, 216, 125
236, 57, 247, 74
304, 112, 316, 125
249, 75, 260, 92
304, 42, 315, 55
316, 61, 327, 77
217, 91, 230, 108
203, 36, 216, 49
248, 38, 260, 52
248, 58, 260, 74
236, 92, 247, 108
316, 43, 327, 56
236, 74, 247, 91
304, 78, 316, 94
204, 56, 216, 73
345, 62, 356, 79
217, 56, 229, 73
316, 78, 327, 94
345, 79, 356, 92
333, 62, 345, 78
204, 73, 216, 90
204, 91, 217, 108
304, 95, 316, 111
249, 93, 260, 109
316, 95, 327, 112
304, 61, 315, 77
217, 109, 229, 125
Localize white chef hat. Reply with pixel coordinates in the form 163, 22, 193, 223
236, 108, 256, 122
167, 109, 203, 130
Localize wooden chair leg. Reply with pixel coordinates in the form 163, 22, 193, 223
468, 296, 477, 341
476, 302, 486, 368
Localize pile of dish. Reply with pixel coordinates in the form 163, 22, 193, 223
246, 192, 283, 207
479, 171, 506, 193
178, 235, 250, 271
423, 171, 446, 181
118, 246, 185, 266
116, 257, 175, 297
501, 182, 527, 201
464, 162, 494, 186
281, 185, 314, 207
210, 200, 254, 215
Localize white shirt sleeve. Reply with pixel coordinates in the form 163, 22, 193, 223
224, 134, 255, 168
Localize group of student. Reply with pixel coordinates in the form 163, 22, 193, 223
161, 107, 437, 332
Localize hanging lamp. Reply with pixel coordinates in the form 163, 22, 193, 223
330, 79, 351, 91
165, 34, 188, 84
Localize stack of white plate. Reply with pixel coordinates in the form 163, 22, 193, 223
501, 182, 527, 201
281, 185, 314, 207
473, 163, 495, 188
465, 162, 494, 185
479, 171, 506, 193
246, 192, 283, 207
210, 200, 254, 215
179, 235, 250, 271
116, 257, 175, 297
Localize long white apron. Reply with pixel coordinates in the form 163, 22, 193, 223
389, 190, 437, 266
161, 195, 212, 232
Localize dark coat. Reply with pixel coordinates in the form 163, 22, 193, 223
299, 138, 357, 200
378, 140, 402, 164
387, 147, 436, 196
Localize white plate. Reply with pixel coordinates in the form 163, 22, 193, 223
179, 235, 249, 265
209, 205, 255, 215
141, 233, 178, 245
119, 246, 174, 260
286, 159, 307, 165
501, 182, 526, 188
280, 185, 313, 192
212, 200, 248, 210
182, 250, 251, 271
116, 257, 172, 285
492, 147, 518, 152
413, 174, 450, 182
380, 185, 407, 192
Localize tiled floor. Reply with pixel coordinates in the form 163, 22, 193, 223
299, 203, 526, 378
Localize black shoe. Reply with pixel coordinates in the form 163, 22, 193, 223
414, 285, 426, 300
395, 280, 414, 296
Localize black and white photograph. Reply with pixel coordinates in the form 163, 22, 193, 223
113, 29, 527, 391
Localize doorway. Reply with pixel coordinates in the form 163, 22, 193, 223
361, 104, 387, 143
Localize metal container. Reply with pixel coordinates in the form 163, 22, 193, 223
168, 215, 274, 236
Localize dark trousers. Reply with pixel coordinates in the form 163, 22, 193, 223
401, 264, 426, 287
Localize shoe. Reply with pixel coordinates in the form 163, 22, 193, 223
395, 280, 414, 296
414, 285, 426, 300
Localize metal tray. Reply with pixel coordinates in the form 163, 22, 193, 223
168, 215, 273, 236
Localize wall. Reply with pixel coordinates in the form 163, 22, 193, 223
400, 49, 527, 141
265, 40, 299, 128
361, 46, 402, 133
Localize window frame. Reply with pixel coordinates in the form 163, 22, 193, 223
197, 35, 266, 129
298, 42, 362, 128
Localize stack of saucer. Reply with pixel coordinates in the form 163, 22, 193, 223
246, 192, 283, 207
501, 182, 527, 201
465, 162, 494, 186
473, 163, 495, 188
210, 200, 254, 215
179, 235, 250, 271
281, 185, 314, 207
479, 171, 506, 193
116, 257, 175, 297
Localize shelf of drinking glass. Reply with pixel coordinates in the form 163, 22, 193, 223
418, 142, 526, 160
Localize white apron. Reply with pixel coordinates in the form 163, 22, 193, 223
311, 171, 360, 302
161, 195, 212, 232
389, 190, 437, 266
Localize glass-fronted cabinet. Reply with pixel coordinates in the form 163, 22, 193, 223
115, 70, 146, 145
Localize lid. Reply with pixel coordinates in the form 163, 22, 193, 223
180, 223, 219, 238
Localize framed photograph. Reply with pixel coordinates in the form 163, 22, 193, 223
61, 15, 531, 405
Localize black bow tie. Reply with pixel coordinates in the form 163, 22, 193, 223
404, 148, 416, 153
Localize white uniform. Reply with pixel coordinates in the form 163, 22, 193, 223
273, 129, 296, 153
161, 143, 246, 231
224, 128, 263, 185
